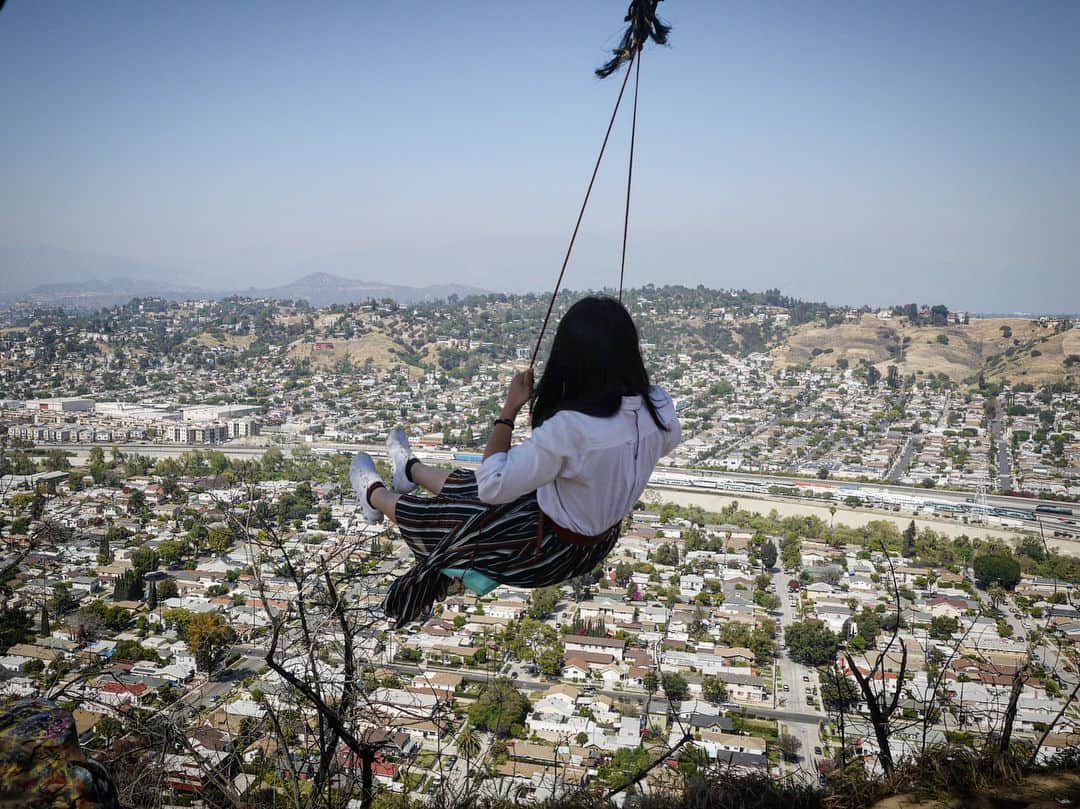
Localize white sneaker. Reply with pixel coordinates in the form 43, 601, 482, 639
350, 453, 385, 524
386, 426, 417, 495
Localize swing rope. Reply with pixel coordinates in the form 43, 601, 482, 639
618, 45, 642, 304
529, 47, 638, 369
530, 0, 670, 367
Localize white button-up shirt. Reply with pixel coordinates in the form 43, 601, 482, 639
475, 386, 681, 536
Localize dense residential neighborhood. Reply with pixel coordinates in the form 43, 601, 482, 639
1, 288, 1078, 805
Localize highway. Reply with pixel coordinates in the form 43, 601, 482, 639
37, 440, 1077, 516
32, 440, 1078, 546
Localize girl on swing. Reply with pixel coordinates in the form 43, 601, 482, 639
351, 295, 681, 625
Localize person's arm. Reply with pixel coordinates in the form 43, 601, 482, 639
662, 411, 683, 456
476, 423, 566, 504
483, 368, 533, 461
654, 387, 683, 456
477, 368, 571, 504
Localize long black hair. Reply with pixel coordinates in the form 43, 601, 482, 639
531, 296, 669, 431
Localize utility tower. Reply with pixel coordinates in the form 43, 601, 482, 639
974, 482, 989, 525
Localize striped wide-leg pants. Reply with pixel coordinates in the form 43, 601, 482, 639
382, 469, 619, 625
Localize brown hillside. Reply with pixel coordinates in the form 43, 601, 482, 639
188, 331, 256, 349
773, 314, 1077, 384
985, 327, 1080, 384
287, 332, 422, 378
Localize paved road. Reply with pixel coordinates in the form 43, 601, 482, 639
986, 399, 1012, 493
998, 596, 1078, 692
771, 568, 825, 769
886, 437, 916, 483
993, 408, 1013, 493
179, 652, 264, 712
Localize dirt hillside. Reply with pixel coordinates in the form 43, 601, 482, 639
773, 314, 1077, 385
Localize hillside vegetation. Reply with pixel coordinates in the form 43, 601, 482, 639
773, 314, 1078, 385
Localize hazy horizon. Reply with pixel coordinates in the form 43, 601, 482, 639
1, 1, 1077, 312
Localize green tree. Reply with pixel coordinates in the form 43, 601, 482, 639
97, 534, 111, 565
987, 584, 1006, 611
854, 608, 882, 644
157, 539, 185, 565
902, 520, 917, 557
702, 675, 727, 705
112, 570, 144, 602
113, 640, 160, 663
467, 678, 528, 737
760, 539, 778, 569
130, 546, 160, 577
208, 526, 233, 555
784, 620, 840, 667
650, 543, 679, 566
89, 446, 107, 484
928, 615, 958, 640
157, 577, 179, 601
749, 625, 777, 665
780, 537, 802, 570
41, 449, 71, 472
598, 746, 651, 787
820, 668, 860, 712
661, 672, 689, 701
456, 723, 481, 771
642, 670, 659, 694
973, 553, 1021, 589
1017, 537, 1046, 563
79, 601, 132, 634
185, 612, 235, 673
507, 617, 558, 663
127, 488, 147, 516
527, 586, 561, 620
754, 590, 781, 612
537, 646, 564, 678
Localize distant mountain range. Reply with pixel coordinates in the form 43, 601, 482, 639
0, 260, 485, 311
0, 276, 207, 311
234, 272, 484, 307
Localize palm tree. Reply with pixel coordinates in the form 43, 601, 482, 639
456, 723, 481, 777
987, 584, 1006, 613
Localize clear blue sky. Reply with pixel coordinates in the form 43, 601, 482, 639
1, 0, 1077, 312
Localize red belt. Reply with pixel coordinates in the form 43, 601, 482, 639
536, 509, 618, 554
